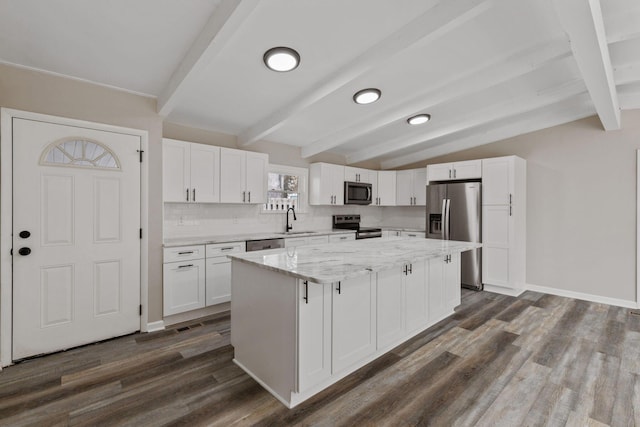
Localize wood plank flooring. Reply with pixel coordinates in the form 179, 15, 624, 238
1, 290, 639, 426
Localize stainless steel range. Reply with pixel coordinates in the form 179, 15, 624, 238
332, 214, 382, 239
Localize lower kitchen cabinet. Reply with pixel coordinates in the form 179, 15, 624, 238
298, 280, 332, 391
377, 268, 404, 349
332, 275, 376, 374
163, 258, 206, 316
401, 231, 426, 238
404, 260, 428, 333
428, 253, 460, 322
205, 242, 245, 306
329, 233, 355, 243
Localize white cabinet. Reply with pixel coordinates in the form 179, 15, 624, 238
332, 275, 376, 373
426, 160, 482, 182
401, 231, 425, 238
376, 268, 404, 349
404, 260, 428, 333
396, 168, 427, 206
373, 171, 396, 206
163, 138, 220, 203
481, 156, 526, 295
219, 148, 268, 204
344, 166, 372, 183
205, 242, 245, 306
428, 253, 460, 322
285, 237, 309, 248
382, 230, 402, 238
329, 233, 355, 243
298, 280, 332, 390
163, 246, 206, 316
309, 163, 345, 205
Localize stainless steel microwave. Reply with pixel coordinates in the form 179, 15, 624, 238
344, 181, 372, 205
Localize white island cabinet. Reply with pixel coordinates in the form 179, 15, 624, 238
229, 237, 478, 408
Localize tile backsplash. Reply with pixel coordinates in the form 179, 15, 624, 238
163, 203, 426, 239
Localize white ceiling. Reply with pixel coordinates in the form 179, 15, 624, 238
1, 0, 639, 167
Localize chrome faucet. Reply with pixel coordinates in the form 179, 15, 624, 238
286, 206, 297, 232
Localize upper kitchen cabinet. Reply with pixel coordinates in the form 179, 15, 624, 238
163, 138, 220, 203
427, 160, 482, 182
481, 155, 526, 295
344, 166, 373, 183
374, 171, 396, 206
309, 162, 345, 205
220, 148, 268, 204
396, 168, 427, 206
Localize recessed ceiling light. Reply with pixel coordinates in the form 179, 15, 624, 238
353, 88, 381, 105
263, 47, 300, 72
407, 114, 431, 125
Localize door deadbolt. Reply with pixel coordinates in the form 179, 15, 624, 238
19, 231, 31, 239
18, 247, 31, 256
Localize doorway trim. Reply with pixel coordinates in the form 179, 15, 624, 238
0, 108, 149, 367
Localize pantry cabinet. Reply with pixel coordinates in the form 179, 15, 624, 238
220, 148, 268, 204
481, 156, 526, 295
309, 163, 345, 205
396, 168, 427, 206
163, 138, 220, 203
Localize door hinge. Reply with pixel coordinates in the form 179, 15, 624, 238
139, 228, 143, 239
137, 149, 144, 163
139, 304, 143, 316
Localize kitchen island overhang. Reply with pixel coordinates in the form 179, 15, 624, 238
228, 237, 481, 408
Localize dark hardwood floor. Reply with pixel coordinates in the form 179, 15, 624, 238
1, 289, 639, 426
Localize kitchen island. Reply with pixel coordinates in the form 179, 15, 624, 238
228, 237, 481, 408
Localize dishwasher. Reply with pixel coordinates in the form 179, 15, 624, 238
245, 238, 285, 252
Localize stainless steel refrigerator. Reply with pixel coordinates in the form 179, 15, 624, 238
426, 182, 482, 290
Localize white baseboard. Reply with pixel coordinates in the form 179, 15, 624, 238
526, 283, 639, 309
483, 284, 525, 297
146, 320, 165, 333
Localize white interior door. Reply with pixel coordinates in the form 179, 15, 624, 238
12, 118, 141, 360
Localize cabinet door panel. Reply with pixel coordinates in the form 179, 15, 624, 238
377, 171, 396, 206
220, 148, 245, 203
453, 160, 481, 180
163, 139, 190, 203
427, 163, 452, 182
396, 170, 413, 206
331, 164, 345, 205
206, 258, 231, 306
332, 275, 376, 373
445, 253, 461, 310
299, 280, 331, 390
405, 261, 428, 332
377, 269, 403, 349
245, 152, 267, 204
190, 144, 220, 203
163, 259, 205, 316
413, 168, 427, 206
482, 157, 512, 205
428, 258, 447, 321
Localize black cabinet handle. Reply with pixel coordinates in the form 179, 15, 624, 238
178, 251, 194, 255
193, 188, 196, 202
408, 263, 413, 274
336, 281, 341, 295
186, 188, 190, 201
303, 281, 308, 304
177, 264, 194, 269
220, 247, 234, 251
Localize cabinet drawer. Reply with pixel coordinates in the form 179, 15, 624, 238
401, 231, 425, 238
163, 245, 205, 263
308, 235, 329, 245
329, 234, 355, 243
206, 242, 245, 257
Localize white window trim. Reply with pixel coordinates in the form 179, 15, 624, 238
262, 163, 309, 214
0, 108, 150, 368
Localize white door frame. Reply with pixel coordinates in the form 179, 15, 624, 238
0, 108, 149, 367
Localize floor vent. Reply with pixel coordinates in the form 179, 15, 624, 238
176, 326, 190, 332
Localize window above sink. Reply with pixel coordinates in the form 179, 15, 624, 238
263, 164, 308, 214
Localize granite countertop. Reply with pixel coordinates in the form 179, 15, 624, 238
382, 227, 426, 232
163, 229, 356, 247
227, 237, 481, 283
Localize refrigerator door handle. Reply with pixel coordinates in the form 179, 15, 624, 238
444, 198, 451, 240
441, 198, 447, 237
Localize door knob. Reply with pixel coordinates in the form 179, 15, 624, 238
18, 247, 31, 256
19, 230, 31, 239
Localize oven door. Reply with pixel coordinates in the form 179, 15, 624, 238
344, 181, 372, 205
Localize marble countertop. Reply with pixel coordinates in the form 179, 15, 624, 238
163, 229, 355, 247
228, 237, 481, 283
382, 227, 426, 232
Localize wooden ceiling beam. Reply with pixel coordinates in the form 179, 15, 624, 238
157, 0, 260, 117
237, 0, 498, 147
554, 0, 620, 130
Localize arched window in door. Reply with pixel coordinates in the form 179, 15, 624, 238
40, 137, 121, 170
